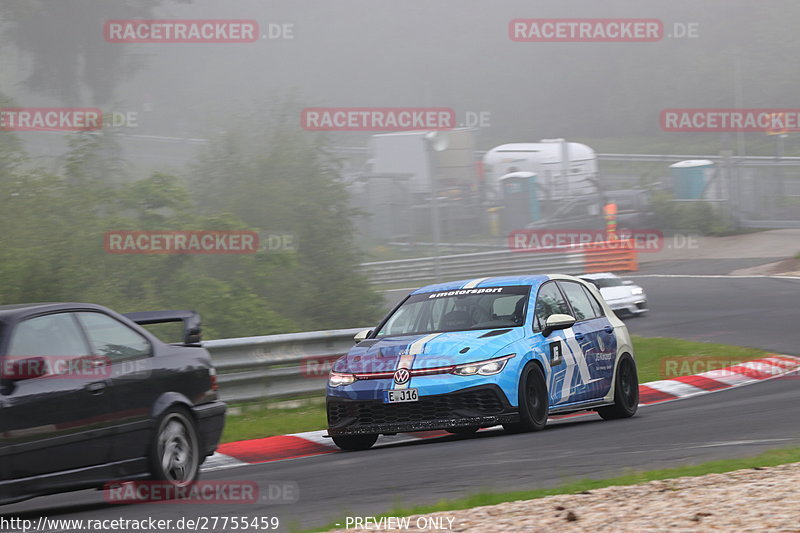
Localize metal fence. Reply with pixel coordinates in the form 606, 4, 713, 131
204, 327, 365, 403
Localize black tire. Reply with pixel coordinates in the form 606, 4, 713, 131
446, 426, 480, 435
150, 407, 201, 488
331, 434, 378, 451
503, 363, 548, 433
598, 354, 639, 420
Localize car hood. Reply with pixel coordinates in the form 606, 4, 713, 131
333, 328, 525, 374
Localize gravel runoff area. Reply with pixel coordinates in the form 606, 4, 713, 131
330, 462, 800, 532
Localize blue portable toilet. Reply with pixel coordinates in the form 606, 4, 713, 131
669, 160, 714, 199
499, 171, 540, 233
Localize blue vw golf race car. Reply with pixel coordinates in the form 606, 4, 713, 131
325, 274, 639, 451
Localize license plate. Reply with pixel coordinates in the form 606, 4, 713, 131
385, 388, 419, 403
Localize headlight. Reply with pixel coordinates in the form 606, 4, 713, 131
328, 372, 356, 387
452, 354, 515, 376
631, 287, 644, 296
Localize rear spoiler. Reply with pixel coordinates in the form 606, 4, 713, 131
123, 310, 202, 346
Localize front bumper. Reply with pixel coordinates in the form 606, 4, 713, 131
608, 297, 648, 315
326, 384, 517, 436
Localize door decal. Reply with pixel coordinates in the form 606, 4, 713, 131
549, 341, 563, 366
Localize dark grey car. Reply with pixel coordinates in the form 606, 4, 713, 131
0, 303, 226, 505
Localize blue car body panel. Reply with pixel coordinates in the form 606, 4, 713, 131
546, 316, 617, 405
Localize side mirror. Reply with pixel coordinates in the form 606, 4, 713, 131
542, 314, 576, 337
354, 329, 373, 344
622, 280, 634, 285
3, 356, 48, 381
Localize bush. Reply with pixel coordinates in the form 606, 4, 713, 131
650, 192, 736, 236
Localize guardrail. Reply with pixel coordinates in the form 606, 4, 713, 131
386, 241, 507, 252
361, 249, 586, 285
739, 219, 800, 229
204, 328, 365, 403
361, 242, 638, 285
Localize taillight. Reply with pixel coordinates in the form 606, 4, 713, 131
209, 367, 219, 391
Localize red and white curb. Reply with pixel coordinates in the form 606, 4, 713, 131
638, 355, 800, 404
202, 354, 800, 472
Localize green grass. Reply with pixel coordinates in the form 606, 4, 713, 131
220, 335, 769, 443
630, 334, 768, 384
220, 397, 328, 443
301, 446, 800, 532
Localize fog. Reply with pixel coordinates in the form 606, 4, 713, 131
4, 0, 799, 148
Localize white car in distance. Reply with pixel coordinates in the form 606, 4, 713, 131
580, 272, 648, 317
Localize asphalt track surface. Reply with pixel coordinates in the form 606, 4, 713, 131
624, 274, 800, 355
3, 275, 799, 531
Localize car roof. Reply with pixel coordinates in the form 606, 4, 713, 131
410, 274, 583, 295
0, 302, 110, 320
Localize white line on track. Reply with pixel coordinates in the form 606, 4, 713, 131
687, 438, 794, 449
629, 274, 800, 280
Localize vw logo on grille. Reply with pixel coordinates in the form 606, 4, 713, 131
394, 368, 410, 384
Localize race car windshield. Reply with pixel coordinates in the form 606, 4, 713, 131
376, 286, 531, 337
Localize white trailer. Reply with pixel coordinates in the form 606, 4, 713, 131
482, 139, 598, 201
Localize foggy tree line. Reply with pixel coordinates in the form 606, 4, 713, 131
0, 103, 384, 337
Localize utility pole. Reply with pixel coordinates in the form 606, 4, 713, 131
423, 132, 448, 282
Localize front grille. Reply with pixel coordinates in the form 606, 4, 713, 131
327, 388, 505, 428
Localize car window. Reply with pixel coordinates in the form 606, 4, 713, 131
76, 312, 151, 362
559, 281, 598, 321
585, 277, 624, 288
493, 295, 522, 316
8, 313, 90, 358
582, 285, 605, 318
430, 297, 456, 331
534, 282, 571, 331
381, 303, 420, 336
